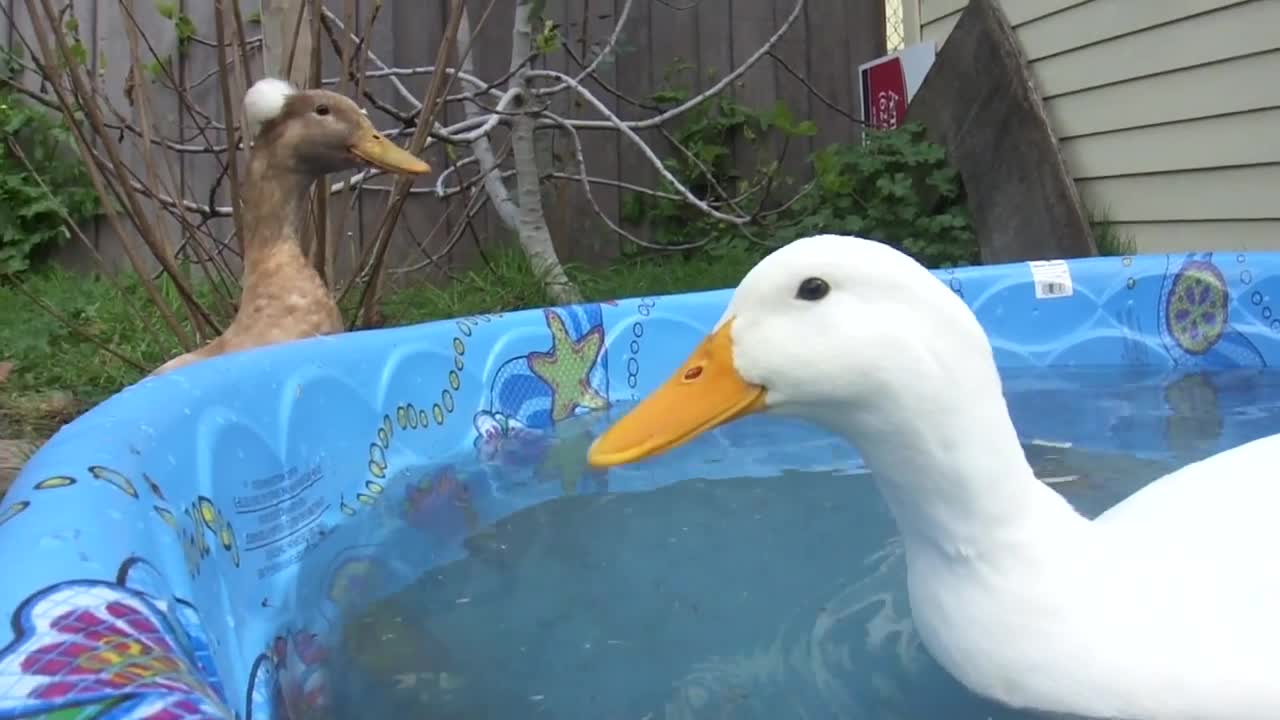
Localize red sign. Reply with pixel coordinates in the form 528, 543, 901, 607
860, 57, 908, 130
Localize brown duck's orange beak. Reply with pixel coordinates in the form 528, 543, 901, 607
349, 128, 430, 175
587, 319, 767, 468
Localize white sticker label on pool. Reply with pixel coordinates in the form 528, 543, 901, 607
1028, 259, 1074, 299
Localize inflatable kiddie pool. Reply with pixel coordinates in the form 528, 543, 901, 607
2, 250, 1280, 719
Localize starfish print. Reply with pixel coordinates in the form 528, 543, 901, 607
527, 309, 608, 422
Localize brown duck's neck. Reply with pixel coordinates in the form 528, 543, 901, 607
241, 150, 315, 275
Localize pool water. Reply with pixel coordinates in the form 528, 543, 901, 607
318, 368, 1280, 720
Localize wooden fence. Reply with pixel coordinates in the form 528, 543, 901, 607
3, 0, 885, 281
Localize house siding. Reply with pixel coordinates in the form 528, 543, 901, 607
915, 0, 1280, 253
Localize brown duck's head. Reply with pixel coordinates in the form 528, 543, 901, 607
244, 78, 430, 177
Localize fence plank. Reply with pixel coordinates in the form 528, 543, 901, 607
773, 0, 815, 187
465, 0, 519, 271
91, 0, 192, 277
806, 0, 858, 149
556, 0, 622, 265
170, 0, 240, 281
696, 0, 733, 93
369, 0, 444, 286
642, 0, 699, 249
613, 0, 653, 248
541, 0, 580, 266
732, 0, 781, 185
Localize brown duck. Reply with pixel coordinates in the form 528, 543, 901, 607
152, 79, 429, 375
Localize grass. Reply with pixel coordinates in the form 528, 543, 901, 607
375, 244, 763, 326
1089, 205, 1137, 257
0, 244, 771, 441
0, 268, 196, 439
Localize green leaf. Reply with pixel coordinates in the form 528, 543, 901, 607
67, 41, 88, 68
174, 14, 197, 46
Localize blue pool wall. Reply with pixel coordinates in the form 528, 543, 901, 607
3, 250, 1280, 719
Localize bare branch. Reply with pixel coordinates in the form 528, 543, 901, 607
534, 79, 751, 225
542, 0, 805, 131
347, 0, 471, 326
22, 0, 204, 347
533, 0, 634, 97
768, 49, 864, 127
212, 0, 249, 262
544, 114, 706, 251
455, 5, 520, 230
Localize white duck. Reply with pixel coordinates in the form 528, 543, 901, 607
588, 234, 1280, 720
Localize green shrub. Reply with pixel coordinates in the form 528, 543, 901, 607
620, 78, 977, 269
776, 123, 977, 267
0, 49, 102, 274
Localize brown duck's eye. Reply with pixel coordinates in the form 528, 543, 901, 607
314, 104, 330, 116
796, 277, 830, 301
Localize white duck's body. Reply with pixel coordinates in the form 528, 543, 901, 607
901, 433, 1280, 720
589, 234, 1280, 719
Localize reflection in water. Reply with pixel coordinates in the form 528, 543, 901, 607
320, 368, 1280, 719
658, 537, 922, 720
1164, 373, 1223, 461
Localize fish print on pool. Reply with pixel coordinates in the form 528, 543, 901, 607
400, 466, 478, 543
244, 549, 401, 720
243, 625, 339, 720
1157, 252, 1265, 367
0, 557, 232, 720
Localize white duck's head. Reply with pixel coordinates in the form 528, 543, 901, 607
588, 234, 1005, 468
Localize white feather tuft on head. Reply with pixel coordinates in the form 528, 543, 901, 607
243, 77, 296, 139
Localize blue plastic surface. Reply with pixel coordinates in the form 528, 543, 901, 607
2, 250, 1280, 719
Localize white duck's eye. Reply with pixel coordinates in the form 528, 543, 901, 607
314, 104, 331, 116
796, 276, 830, 301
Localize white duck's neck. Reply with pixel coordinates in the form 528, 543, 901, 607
827, 357, 1090, 562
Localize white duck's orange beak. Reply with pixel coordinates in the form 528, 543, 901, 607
587, 319, 766, 467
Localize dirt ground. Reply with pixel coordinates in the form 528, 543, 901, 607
1, 361, 81, 498
0, 439, 37, 497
